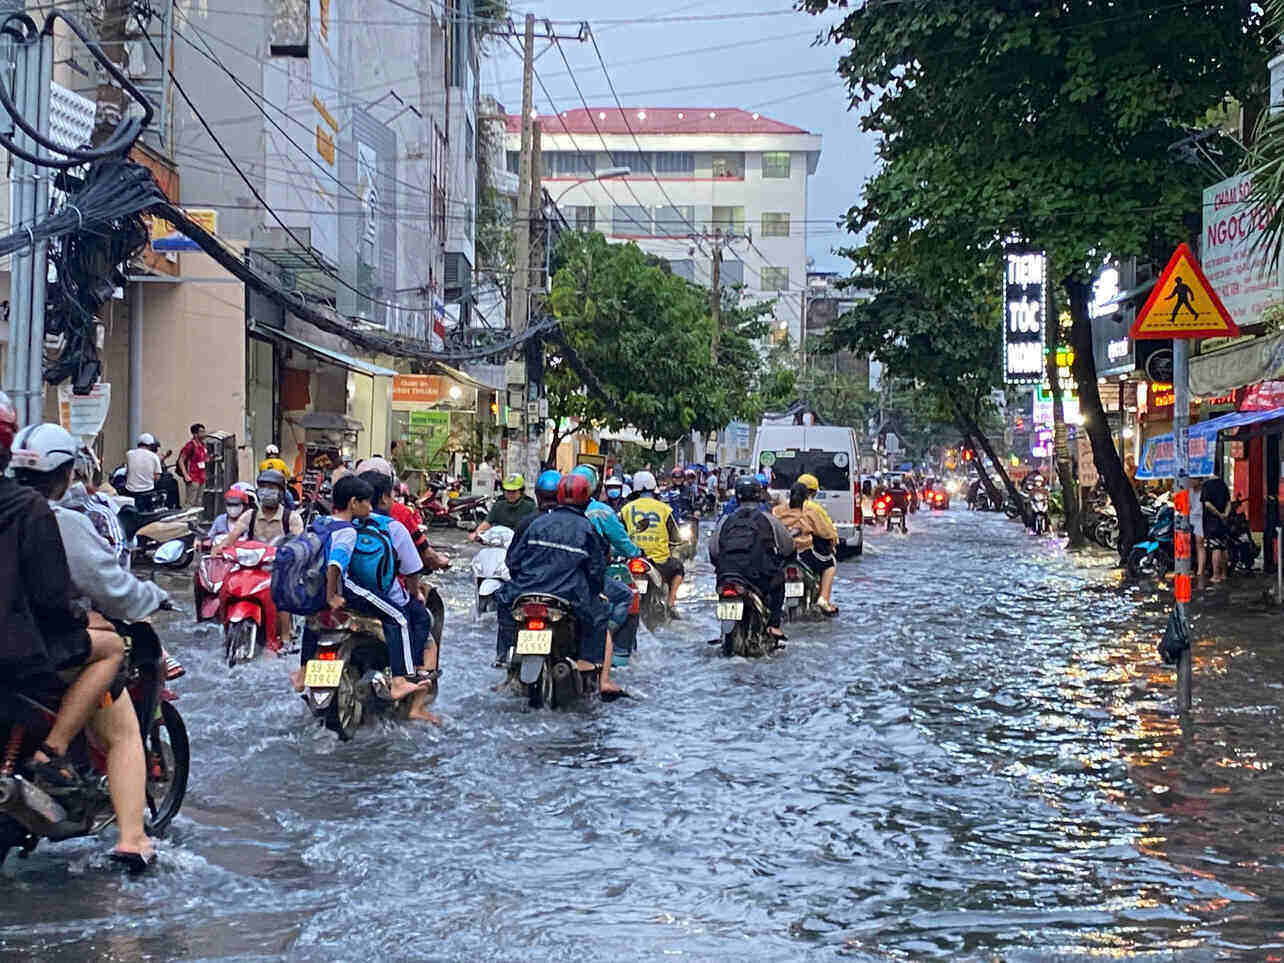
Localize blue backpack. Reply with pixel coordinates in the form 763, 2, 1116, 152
348, 514, 397, 596
271, 518, 352, 615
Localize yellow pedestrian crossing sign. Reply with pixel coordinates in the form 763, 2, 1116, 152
1129, 243, 1240, 340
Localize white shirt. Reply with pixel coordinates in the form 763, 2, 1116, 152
124, 447, 162, 492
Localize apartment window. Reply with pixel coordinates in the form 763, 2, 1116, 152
465, 202, 473, 240
710, 152, 744, 179
721, 259, 744, 286
712, 205, 744, 234
653, 151, 695, 175
612, 205, 651, 235
554, 151, 595, 176
668, 259, 695, 282
572, 205, 596, 232
506, 150, 519, 174
761, 212, 790, 237
432, 123, 447, 241
654, 205, 694, 237
610, 151, 650, 174
762, 151, 791, 178
268, 0, 309, 57
538, 152, 554, 179
761, 266, 790, 291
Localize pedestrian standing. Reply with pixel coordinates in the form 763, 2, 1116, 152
177, 423, 207, 508
1201, 473, 1232, 583
1190, 477, 1205, 578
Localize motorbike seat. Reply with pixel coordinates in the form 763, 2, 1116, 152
307, 611, 386, 642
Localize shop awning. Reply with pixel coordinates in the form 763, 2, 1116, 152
430, 362, 492, 392
249, 322, 397, 377
1136, 406, 1284, 479
1189, 331, 1284, 396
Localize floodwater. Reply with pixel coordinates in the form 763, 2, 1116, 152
3, 509, 1283, 960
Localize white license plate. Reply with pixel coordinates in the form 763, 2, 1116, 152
634, 579, 648, 594
785, 581, 804, 598
516, 629, 552, 655
304, 658, 344, 688
716, 601, 744, 621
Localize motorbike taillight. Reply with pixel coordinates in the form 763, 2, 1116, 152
522, 602, 548, 620
719, 585, 740, 597
627, 558, 648, 575
526, 618, 547, 631
786, 567, 799, 579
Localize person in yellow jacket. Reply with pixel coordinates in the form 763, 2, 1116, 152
619, 470, 684, 617
795, 473, 840, 614
259, 443, 290, 478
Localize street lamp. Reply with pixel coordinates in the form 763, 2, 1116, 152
552, 166, 631, 204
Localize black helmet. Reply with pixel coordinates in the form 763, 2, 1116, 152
734, 475, 762, 503
256, 468, 287, 489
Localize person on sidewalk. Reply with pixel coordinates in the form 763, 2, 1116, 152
176, 423, 207, 509
1201, 474, 1232, 583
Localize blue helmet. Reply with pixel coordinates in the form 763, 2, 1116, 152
570, 464, 599, 492
755, 472, 769, 487
536, 469, 562, 493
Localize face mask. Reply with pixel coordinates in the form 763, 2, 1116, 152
257, 487, 281, 509
226, 504, 244, 519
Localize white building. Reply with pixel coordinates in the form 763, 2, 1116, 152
504, 107, 821, 343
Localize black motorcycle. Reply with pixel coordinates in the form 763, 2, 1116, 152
783, 558, 819, 621
715, 576, 780, 658
505, 594, 597, 709
1226, 499, 1260, 575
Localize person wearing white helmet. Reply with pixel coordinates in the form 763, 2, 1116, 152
11, 422, 163, 867
124, 431, 163, 509
259, 442, 290, 478
620, 470, 685, 617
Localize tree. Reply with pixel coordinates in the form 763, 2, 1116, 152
804, 0, 1269, 555
545, 231, 771, 464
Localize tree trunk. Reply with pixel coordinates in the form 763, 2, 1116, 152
1065, 278, 1145, 559
1045, 285, 1083, 546
956, 424, 1002, 504
958, 403, 1022, 509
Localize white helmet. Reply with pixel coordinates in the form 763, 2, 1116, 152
356, 456, 393, 478
632, 470, 657, 493
137, 432, 156, 446
265, 443, 280, 456
11, 423, 79, 473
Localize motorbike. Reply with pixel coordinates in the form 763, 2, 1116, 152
447, 493, 489, 531
675, 516, 699, 562
472, 525, 513, 615
111, 454, 181, 513
218, 540, 289, 665
783, 558, 820, 622
0, 618, 189, 866
873, 493, 907, 533
715, 576, 779, 658
606, 558, 642, 667
627, 556, 669, 631
193, 535, 234, 622
1226, 498, 1260, 575
118, 502, 203, 573
1126, 506, 1175, 579
1028, 489, 1050, 534
302, 588, 447, 739
504, 594, 597, 709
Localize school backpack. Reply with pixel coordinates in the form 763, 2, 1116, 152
717, 507, 772, 578
271, 518, 351, 615
348, 514, 397, 596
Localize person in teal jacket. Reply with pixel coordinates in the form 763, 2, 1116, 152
572, 466, 642, 560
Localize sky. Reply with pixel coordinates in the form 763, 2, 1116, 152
480, 0, 879, 274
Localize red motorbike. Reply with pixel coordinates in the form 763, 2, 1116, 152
218, 540, 286, 666
193, 536, 234, 623
0, 618, 189, 866
418, 487, 488, 530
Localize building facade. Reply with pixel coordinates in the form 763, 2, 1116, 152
504, 107, 821, 343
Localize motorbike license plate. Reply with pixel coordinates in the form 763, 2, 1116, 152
716, 601, 744, 621
785, 581, 804, 598
516, 629, 552, 655
634, 579, 648, 594
304, 659, 344, 688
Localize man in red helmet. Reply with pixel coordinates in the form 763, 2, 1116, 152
497, 471, 621, 696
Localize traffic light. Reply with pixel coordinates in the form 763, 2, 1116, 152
962, 448, 974, 462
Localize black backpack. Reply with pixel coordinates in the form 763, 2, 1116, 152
718, 506, 771, 577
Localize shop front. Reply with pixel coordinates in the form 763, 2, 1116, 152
390, 366, 498, 487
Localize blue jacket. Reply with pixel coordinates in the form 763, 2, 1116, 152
499, 505, 606, 619
585, 497, 642, 559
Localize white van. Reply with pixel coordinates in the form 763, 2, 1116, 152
751, 424, 864, 557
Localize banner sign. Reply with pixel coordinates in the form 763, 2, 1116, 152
1004, 250, 1046, 384
1202, 171, 1281, 329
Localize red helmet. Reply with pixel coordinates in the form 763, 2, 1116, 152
0, 390, 16, 452
670, 467, 684, 479
556, 472, 593, 508
224, 487, 250, 505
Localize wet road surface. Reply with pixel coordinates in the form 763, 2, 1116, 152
3, 509, 1284, 960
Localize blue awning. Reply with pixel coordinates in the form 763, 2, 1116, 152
1136, 406, 1284, 479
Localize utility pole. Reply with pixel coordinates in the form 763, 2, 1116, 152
709, 233, 721, 364
509, 13, 534, 336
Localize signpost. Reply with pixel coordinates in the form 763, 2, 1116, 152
1129, 243, 1240, 711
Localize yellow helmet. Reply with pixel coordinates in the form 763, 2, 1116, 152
798, 473, 820, 493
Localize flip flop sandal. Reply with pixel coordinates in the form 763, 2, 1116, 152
108, 850, 157, 874
599, 689, 632, 703
26, 743, 82, 794
164, 656, 186, 680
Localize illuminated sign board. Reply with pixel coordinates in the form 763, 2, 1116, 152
1004, 250, 1046, 385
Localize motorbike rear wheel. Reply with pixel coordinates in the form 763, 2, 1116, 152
225, 620, 258, 667
1127, 547, 1167, 580
324, 664, 364, 740
145, 700, 189, 834
527, 659, 554, 709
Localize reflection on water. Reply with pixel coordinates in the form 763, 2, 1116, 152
2, 512, 1283, 959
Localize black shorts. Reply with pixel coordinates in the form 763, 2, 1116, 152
799, 547, 834, 574
655, 556, 685, 582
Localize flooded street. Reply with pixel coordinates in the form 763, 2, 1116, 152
3, 509, 1283, 960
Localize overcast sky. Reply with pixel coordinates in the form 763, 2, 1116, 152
481, 1, 878, 273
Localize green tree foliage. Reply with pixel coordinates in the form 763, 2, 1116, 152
802, 0, 1268, 552
545, 231, 772, 459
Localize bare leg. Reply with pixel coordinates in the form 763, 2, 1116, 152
407, 687, 442, 724
39, 629, 123, 758
599, 631, 622, 694
389, 676, 427, 701
819, 566, 837, 604
667, 575, 684, 609
272, 611, 293, 654
91, 690, 152, 858
1194, 535, 1204, 577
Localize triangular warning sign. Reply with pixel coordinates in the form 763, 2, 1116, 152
1130, 243, 1241, 340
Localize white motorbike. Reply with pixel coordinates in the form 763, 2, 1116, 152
472, 525, 513, 615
